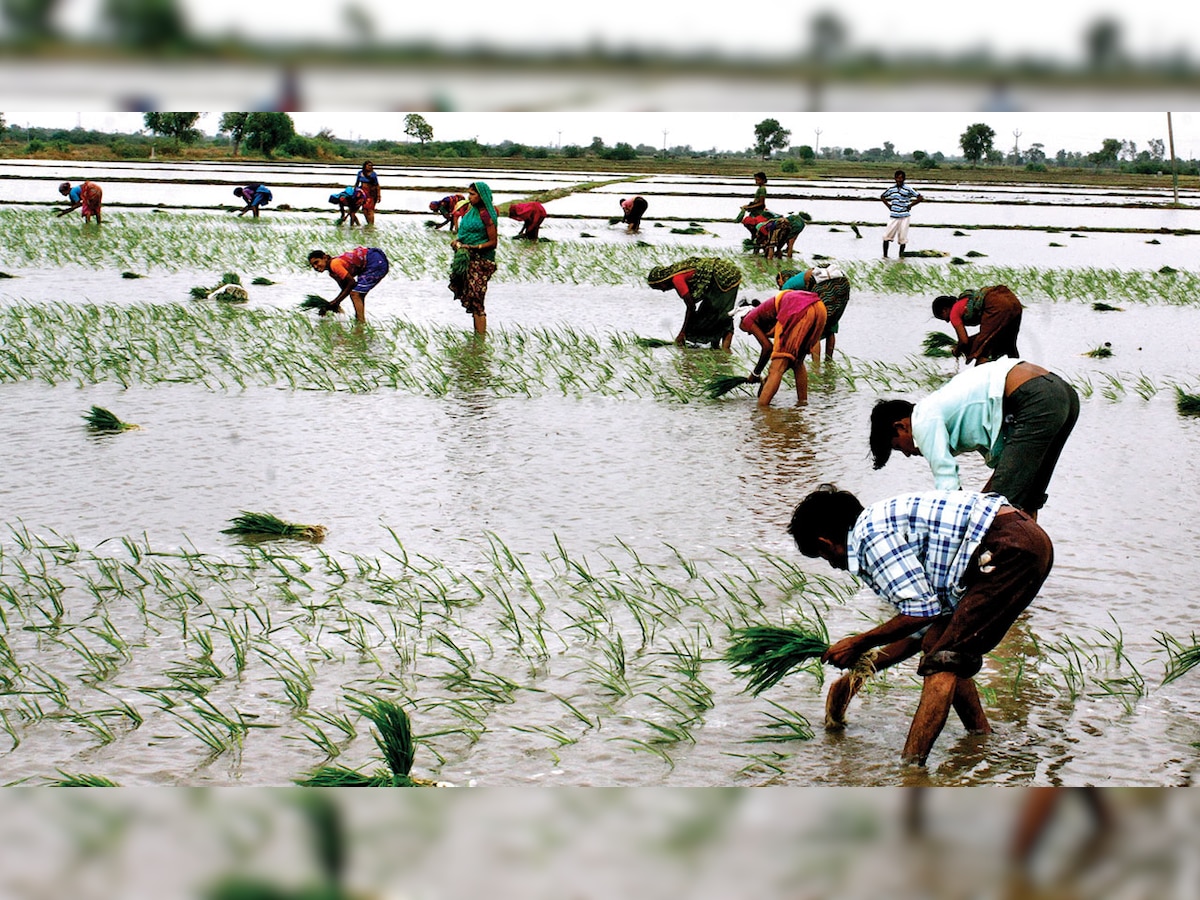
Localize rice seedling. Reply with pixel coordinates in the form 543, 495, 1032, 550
1156, 632, 1200, 684
725, 626, 829, 695
46, 772, 120, 786
83, 405, 139, 432
1084, 343, 1113, 358
301, 294, 334, 314
1092, 302, 1123, 311
221, 512, 327, 543
922, 331, 957, 358
1175, 388, 1200, 416
190, 272, 244, 299
251, 277, 275, 285
634, 336, 673, 348
965, 250, 987, 257
120, 271, 144, 279
950, 257, 970, 265
297, 696, 439, 786
704, 373, 755, 399
901, 249, 946, 258
1049, 242, 1065, 247
744, 697, 815, 743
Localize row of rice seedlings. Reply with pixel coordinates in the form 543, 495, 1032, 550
9, 208, 1198, 303
3, 521, 1195, 783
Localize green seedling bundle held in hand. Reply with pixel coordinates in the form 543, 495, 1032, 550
922, 331, 958, 358
705, 374, 756, 399
725, 626, 831, 695
301, 294, 336, 315
83, 405, 139, 432
221, 511, 327, 543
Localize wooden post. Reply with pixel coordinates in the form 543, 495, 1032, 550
1167, 112, 1179, 206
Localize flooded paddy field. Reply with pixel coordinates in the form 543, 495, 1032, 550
1, 161, 1199, 787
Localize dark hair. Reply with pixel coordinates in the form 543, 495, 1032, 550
753, 171, 767, 181
788, 484, 864, 557
869, 399, 915, 469
307, 250, 329, 263
233, 187, 244, 198
894, 169, 906, 179
931, 295, 957, 318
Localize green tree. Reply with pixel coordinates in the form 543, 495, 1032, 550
1088, 138, 1122, 168
102, 0, 189, 50
1, 0, 62, 42
143, 112, 201, 145
403, 113, 433, 144
753, 118, 791, 159
959, 122, 996, 165
244, 112, 295, 158
218, 112, 250, 156
797, 145, 815, 161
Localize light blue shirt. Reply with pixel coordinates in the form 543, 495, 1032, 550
882, 183, 921, 217
911, 358, 1022, 490
848, 491, 1005, 618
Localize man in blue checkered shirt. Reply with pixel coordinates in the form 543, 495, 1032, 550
789, 485, 1053, 766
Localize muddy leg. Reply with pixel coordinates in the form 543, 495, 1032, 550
901, 671, 958, 765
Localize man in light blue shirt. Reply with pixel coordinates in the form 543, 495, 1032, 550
880, 169, 923, 258
870, 358, 1079, 517
789, 485, 1053, 765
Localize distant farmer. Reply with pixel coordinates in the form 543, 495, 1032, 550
507, 201, 547, 240
880, 169, 923, 258
753, 217, 789, 258
869, 357, 1080, 518
789, 484, 1054, 766
448, 181, 499, 336
777, 264, 851, 363
354, 161, 381, 225
329, 186, 366, 226
932, 285, 1024, 365
769, 213, 808, 259
429, 194, 466, 231
646, 256, 742, 350
234, 183, 273, 218
620, 196, 648, 233
739, 171, 776, 238
57, 181, 103, 224
738, 289, 826, 406
307, 246, 390, 323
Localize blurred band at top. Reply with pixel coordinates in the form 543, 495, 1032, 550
1, 1, 1198, 110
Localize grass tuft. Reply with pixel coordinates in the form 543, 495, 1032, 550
83, 405, 139, 432
47, 772, 120, 787
1162, 640, 1200, 684
221, 512, 327, 542
1176, 388, 1200, 417
1084, 343, 1113, 358
1092, 302, 1123, 312
251, 277, 275, 285
121, 271, 144, 279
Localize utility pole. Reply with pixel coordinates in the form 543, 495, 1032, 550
662, 129, 669, 157
1013, 128, 1021, 161
1168, 112, 1179, 205
814, 127, 822, 156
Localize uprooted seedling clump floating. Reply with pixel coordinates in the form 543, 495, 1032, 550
221, 511, 327, 542
83, 405, 139, 432
1084, 343, 1113, 358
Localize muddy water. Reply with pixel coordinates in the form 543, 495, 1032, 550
1, 163, 1199, 786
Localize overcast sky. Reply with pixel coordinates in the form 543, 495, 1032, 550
46, 0, 1199, 66
16, 112, 1199, 159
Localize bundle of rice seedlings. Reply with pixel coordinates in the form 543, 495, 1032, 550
608, 216, 623, 225
191, 272, 244, 299
301, 294, 335, 315
725, 626, 830, 695
811, 253, 832, 260
580, 232, 595, 238
1146, 238, 1161, 245
1162, 639, 1200, 684
83, 405, 139, 432
1159, 265, 1178, 274
208, 283, 249, 303
221, 512, 327, 542
1176, 388, 1200, 417
1084, 343, 1113, 358
251, 276, 275, 285
922, 331, 958, 357
1092, 302, 1123, 312
0, 271, 13, 279
965, 250, 987, 258
298, 698, 439, 787
48, 773, 120, 787
670, 226, 707, 235
121, 271, 144, 279
634, 336, 673, 348
950, 257, 970, 265
901, 249, 946, 258
705, 374, 754, 399
1049, 242, 1065, 247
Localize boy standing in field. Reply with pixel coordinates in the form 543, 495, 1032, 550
880, 169, 923, 258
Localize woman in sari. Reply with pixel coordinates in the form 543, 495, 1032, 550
738, 289, 827, 406
777, 264, 851, 363
449, 181, 499, 336
307, 246, 390, 323
354, 161, 381, 225
646, 257, 742, 349
932, 285, 1024, 365
57, 181, 103, 224
620, 196, 648, 233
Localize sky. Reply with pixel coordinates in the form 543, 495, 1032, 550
16, 112, 1200, 159
45, 0, 1200, 66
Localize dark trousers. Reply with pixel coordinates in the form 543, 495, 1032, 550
987, 373, 1080, 513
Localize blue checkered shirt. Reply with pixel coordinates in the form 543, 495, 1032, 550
846, 491, 1005, 618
